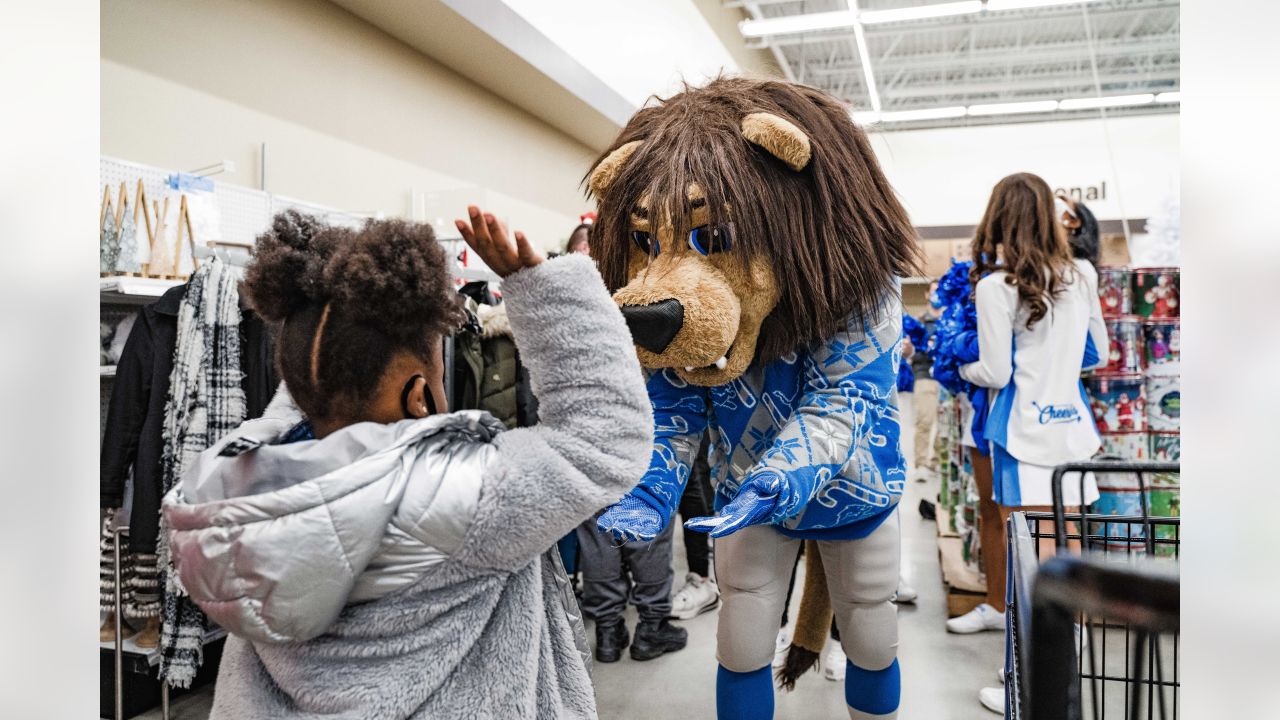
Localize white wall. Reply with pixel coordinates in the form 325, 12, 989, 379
499, 0, 743, 108
868, 114, 1180, 228
102, 0, 599, 250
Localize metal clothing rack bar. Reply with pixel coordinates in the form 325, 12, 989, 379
112, 524, 170, 720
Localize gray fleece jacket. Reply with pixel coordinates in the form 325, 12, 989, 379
162, 255, 652, 719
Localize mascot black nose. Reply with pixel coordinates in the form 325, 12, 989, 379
620, 300, 684, 354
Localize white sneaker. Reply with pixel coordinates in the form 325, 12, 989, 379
997, 665, 1006, 684
979, 686, 1005, 715
946, 603, 1005, 634
893, 577, 918, 604
821, 636, 846, 682
670, 573, 720, 620
772, 624, 793, 669
913, 467, 939, 483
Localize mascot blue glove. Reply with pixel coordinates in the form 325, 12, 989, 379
684, 471, 786, 538
596, 494, 666, 543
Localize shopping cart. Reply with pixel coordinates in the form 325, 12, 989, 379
1005, 461, 1180, 720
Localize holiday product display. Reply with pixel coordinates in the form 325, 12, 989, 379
1099, 430, 1148, 460
1097, 266, 1133, 316
100, 181, 153, 276
1086, 373, 1146, 433
1103, 316, 1144, 375
1142, 318, 1180, 366
933, 388, 982, 570
588, 78, 914, 719
1133, 267, 1180, 319
1144, 367, 1181, 432
1083, 259, 1181, 543
1091, 485, 1147, 550
1149, 430, 1181, 462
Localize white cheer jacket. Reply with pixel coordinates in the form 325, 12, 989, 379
960, 259, 1108, 466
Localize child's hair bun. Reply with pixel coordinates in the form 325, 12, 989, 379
324, 218, 463, 341
246, 211, 462, 340
245, 210, 348, 322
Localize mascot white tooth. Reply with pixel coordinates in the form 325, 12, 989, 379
589, 77, 922, 720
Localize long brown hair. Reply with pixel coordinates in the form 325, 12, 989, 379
587, 77, 922, 361
970, 172, 1074, 329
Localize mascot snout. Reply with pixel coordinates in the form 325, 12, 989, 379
619, 300, 684, 354
612, 253, 744, 381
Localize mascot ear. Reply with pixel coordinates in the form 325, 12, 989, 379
741, 112, 811, 171
589, 140, 643, 198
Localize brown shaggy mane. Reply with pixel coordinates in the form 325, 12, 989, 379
586, 76, 922, 361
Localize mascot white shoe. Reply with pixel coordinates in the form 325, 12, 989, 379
589, 77, 922, 720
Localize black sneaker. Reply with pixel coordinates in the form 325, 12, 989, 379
594, 621, 629, 664
630, 619, 688, 661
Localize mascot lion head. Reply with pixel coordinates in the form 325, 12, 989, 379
588, 77, 920, 386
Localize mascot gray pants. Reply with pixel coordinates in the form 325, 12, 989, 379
715, 511, 900, 720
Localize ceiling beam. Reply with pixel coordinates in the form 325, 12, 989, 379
754, 2, 1178, 47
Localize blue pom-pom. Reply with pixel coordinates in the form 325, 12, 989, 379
929, 259, 980, 396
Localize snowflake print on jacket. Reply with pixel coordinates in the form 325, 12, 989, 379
625, 302, 906, 540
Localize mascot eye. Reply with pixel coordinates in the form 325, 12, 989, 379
688, 224, 733, 256
632, 230, 659, 255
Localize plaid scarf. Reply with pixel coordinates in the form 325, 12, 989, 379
156, 257, 246, 687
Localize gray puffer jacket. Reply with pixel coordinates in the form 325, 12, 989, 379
162, 255, 652, 719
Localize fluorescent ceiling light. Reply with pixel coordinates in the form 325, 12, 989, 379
741, 0, 1108, 40
1059, 93, 1155, 110
859, 1, 983, 25
967, 100, 1060, 116
856, 92, 1177, 126
849, 1, 881, 112
739, 9, 857, 38
877, 106, 969, 123
985, 0, 1099, 10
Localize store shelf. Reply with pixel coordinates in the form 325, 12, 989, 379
100, 276, 183, 305
99, 627, 227, 667
101, 365, 118, 377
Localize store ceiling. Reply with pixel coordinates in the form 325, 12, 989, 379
733, 0, 1180, 129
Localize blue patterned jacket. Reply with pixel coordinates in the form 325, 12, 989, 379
629, 294, 907, 540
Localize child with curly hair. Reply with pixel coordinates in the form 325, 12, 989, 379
162, 207, 652, 719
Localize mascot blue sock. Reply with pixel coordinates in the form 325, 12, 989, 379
844, 658, 900, 718
717, 665, 773, 720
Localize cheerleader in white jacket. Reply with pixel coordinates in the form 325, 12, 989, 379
960, 174, 1108, 510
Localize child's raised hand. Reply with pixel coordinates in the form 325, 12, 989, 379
454, 205, 544, 278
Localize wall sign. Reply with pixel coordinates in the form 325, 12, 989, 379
1054, 181, 1108, 202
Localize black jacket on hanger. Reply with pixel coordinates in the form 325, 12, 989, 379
100, 284, 276, 555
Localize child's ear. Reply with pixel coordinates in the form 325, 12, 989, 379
404, 376, 430, 419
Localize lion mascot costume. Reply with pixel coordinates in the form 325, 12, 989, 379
588, 77, 920, 720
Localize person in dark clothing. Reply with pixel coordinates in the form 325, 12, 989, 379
576, 511, 685, 662
1056, 195, 1101, 266
671, 435, 720, 620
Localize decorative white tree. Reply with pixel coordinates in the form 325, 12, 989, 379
1134, 193, 1181, 267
